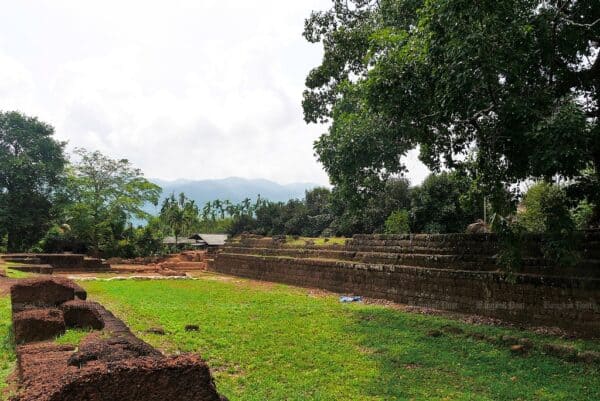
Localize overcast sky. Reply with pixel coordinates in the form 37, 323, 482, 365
0, 0, 429, 185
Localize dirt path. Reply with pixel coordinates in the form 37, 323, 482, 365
0, 277, 14, 296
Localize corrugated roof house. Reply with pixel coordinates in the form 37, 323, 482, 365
189, 234, 228, 246
163, 234, 227, 248
162, 236, 205, 246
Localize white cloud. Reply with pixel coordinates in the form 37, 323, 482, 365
0, 0, 429, 185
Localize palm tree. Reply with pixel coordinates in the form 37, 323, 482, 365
223, 200, 232, 218
241, 198, 252, 216
210, 200, 221, 221
225, 201, 239, 218
213, 199, 226, 219
160, 192, 198, 246
202, 202, 211, 221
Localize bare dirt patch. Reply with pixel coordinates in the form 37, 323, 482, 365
0, 277, 13, 296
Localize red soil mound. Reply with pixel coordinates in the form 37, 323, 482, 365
10, 279, 75, 310
12, 308, 66, 344
60, 300, 104, 330
9, 278, 226, 401
16, 352, 224, 401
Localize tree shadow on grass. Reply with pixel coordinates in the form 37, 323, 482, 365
345, 307, 600, 401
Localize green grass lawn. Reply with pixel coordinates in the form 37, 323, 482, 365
0, 297, 15, 399
74, 274, 600, 401
4, 270, 31, 279
1, 261, 33, 279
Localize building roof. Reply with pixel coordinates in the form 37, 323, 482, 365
162, 237, 205, 246
189, 233, 228, 246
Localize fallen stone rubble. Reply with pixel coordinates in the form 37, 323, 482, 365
9, 277, 227, 401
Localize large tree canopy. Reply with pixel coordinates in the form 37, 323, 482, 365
0, 111, 66, 251
304, 0, 599, 214
64, 148, 161, 255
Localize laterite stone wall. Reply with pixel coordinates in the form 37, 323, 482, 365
211, 233, 600, 336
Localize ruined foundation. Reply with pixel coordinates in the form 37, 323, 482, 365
9, 278, 225, 401
211, 233, 600, 336
1, 254, 110, 275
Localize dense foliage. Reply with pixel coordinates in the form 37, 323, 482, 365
0, 111, 67, 252
160, 193, 199, 245
227, 173, 495, 236
58, 149, 161, 256
303, 0, 599, 219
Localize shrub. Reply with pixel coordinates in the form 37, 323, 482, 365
572, 200, 594, 230
519, 182, 573, 233
490, 214, 525, 275
384, 210, 410, 234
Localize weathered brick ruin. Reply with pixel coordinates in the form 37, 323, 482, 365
1, 254, 110, 274
211, 233, 600, 336
108, 251, 210, 275
9, 278, 226, 401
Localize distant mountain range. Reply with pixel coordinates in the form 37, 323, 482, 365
145, 177, 325, 215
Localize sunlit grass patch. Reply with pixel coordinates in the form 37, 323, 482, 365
0, 297, 15, 400
80, 275, 600, 401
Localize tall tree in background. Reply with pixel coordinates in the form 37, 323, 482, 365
65, 148, 161, 255
0, 111, 66, 251
160, 193, 199, 246
304, 0, 599, 217
410, 172, 481, 233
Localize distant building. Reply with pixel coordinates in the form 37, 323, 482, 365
163, 234, 228, 250
189, 234, 228, 251
162, 237, 203, 247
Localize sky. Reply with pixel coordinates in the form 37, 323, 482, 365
0, 0, 429, 186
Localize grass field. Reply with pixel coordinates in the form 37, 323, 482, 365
67, 274, 600, 401
0, 297, 14, 399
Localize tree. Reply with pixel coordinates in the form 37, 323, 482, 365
0, 111, 67, 251
304, 0, 599, 216
304, 187, 334, 236
518, 182, 574, 233
328, 177, 412, 235
241, 198, 252, 216
202, 202, 212, 221
65, 148, 161, 255
212, 199, 224, 220
160, 193, 199, 246
410, 172, 481, 233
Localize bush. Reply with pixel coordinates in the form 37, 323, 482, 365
38, 225, 87, 254
572, 200, 594, 230
519, 182, 573, 233
384, 210, 410, 234
508, 182, 579, 267
490, 214, 525, 275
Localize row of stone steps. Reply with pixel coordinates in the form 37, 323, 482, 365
9, 264, 54, 274
229, 244, 600, 273
1, 253, 110, 273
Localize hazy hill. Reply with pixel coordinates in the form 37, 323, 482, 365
147, 177, 324, 215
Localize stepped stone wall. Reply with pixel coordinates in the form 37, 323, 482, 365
211, 233, 600, 336
1, 254, 110, 274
